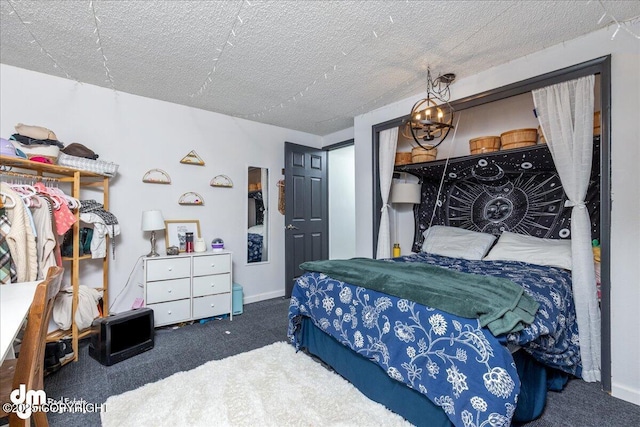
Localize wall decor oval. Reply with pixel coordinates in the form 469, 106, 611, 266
142, 168, 171, 184
178, 192, 204, 205
210, 174, 233, 188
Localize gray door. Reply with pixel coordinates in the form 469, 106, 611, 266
284, 142, 328, 297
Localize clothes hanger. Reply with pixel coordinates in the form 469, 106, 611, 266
9, 182, 41, 208
50, 186, 75, 209
0, 192, 16, 208
46, 182, 80, 209
34, 182, 62, 210
8, 183, 37, 196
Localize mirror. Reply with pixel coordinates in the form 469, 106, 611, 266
247, 166, 269, 263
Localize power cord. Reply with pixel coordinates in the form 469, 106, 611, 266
109, 255, 143, 312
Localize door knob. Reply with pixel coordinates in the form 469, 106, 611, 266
286, 224, 299, 230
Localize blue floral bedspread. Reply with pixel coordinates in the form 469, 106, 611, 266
247, 233, 263, 262
287, 253, 581, 427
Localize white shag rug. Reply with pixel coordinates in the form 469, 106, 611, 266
101, 342, 412, 427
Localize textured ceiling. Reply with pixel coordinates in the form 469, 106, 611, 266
1, 1, 639, 136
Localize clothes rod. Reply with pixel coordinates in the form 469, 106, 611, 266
0, 170, 61, 182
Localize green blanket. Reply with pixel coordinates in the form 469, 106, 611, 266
300, 258, 539, 336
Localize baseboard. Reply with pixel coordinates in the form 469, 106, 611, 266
244, 290, 285, 305
612, 382, 640, 406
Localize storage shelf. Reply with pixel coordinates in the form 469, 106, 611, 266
47, 327, 95, 365
0, 156, 104, 178
46, 329, 71, 342
396, 136, 599, 177
46, 327, 95, 341
396, 144, 550, 172
2, 155, 110, 366
62, 254, 95, 261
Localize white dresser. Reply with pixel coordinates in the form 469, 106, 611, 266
143, 252, 233, 327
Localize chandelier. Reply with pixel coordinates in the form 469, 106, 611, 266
403, 69, 456, 150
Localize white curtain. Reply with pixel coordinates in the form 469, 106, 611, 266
376, 127, 399, 259
532, 75, 601, 382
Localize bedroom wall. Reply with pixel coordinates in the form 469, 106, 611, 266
352, 26, 640, 405
322, 127, 354, 146
0, 64, 322, 311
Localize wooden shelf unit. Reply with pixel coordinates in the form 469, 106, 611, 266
0, 157, 110, 364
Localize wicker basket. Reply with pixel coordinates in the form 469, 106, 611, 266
594, 111, 601, 136
469, 136, 501, 155
500, 128, 537, 150
411, 146, 437, 163
57, 152, 119, 177
394, 152, 412, 166
537, 126, 546, 144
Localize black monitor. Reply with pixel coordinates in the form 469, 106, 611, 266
89, 308, 154, 366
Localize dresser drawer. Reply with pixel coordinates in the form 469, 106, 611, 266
192, 293, 231, 319
146, 257, 191, 281
147, 299, 190, 326
193, 274, 231, 297
146, 277, 190, 304
193, 254, 231, 277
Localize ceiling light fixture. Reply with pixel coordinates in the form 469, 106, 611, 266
403, 69, 456, 150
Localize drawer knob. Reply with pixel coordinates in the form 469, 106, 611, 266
210, 264, 215, 267
210, 304, 215, 307
168, 267, 173, 271
168, 310, 172, 314
168, 289, 172, 293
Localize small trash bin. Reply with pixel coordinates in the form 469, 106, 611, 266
232, 283, 243, 315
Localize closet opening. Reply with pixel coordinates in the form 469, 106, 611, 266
371, 55, 612, 391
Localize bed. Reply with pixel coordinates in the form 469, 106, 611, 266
248, 189, 266, 262
247, 225, 264, 262
288, 252, 578, 426
287, 141, 600, 427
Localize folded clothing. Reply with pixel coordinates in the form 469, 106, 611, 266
10, 133, 64, 148
15, 122, 58, 141
62, 143, 99, 160
10, 138, 60, 163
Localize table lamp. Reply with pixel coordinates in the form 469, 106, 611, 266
389, 181, 421, 256
141, 210, 165, 257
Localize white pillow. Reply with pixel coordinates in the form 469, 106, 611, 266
483, 231, 572, 270
421, 225, 497, 260
248, 224, 264, 235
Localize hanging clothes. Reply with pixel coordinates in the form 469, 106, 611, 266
0, 182, 37, 282
79, 200, 119, 259
33, 182, 76, 236
0, 210, 18, 284
31, 195, 59, 280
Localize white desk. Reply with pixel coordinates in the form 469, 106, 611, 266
0, 281, 39, 364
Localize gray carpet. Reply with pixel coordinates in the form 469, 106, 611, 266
33, 297, 640, 427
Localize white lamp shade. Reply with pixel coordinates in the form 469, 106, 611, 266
141, 210, 165, 231
389, 183, 421, 204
